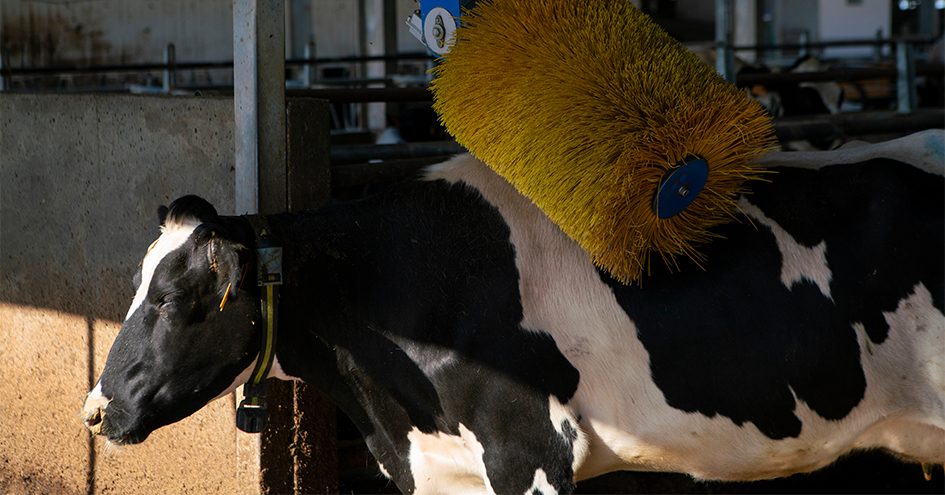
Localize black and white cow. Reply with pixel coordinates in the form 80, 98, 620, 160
83, 130, 944, 494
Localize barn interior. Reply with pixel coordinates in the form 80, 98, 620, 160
1, 0, 943, 493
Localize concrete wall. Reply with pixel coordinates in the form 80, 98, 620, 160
0, 93, 261, 494
0, 0, 234, 82
819, 0, 890, 59
0, 0, 424, 68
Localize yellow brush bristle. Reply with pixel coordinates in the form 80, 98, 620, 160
432, 0, 777, 284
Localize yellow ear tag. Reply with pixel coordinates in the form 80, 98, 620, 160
219, 283, 232, 312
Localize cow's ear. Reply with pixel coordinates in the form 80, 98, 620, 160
207, 234, 243, 294
157, 205, 169, 227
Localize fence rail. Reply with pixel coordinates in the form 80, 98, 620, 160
328, 109, 944, 188
1, 37, 940, 91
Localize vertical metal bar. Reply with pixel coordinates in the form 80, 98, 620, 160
0, 44, 8, 92
163, 44, 176, 93
235, 0, 287, 216
357, 0, 368, 130
917, 0, 935, 40
254, 0, 287, 215
896, 40, 916, 115
304, 41, 316, 88
873, 29, 883, 62
798, 31, 808, 59
715, 0, 735, 84
383, 0, 398, 81
235, 0, 259, 215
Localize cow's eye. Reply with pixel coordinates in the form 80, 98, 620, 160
157, 292, 181, 310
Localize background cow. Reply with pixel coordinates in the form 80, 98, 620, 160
83, 131, 944, 494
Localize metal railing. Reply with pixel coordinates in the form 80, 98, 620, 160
0, 43, 435, 93
327, 108, 944, 188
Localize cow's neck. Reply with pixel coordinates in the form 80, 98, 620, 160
238, 207, 445, 483
232, 211, 403, 448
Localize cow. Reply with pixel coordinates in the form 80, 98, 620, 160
82, 130, 944, 494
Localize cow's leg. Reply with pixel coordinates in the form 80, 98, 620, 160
476, 396, 585, 495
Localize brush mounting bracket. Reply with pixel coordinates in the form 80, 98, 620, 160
653, 156, 709, 219
407, 1, 478, 54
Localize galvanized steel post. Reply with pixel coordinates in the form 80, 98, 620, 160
234, 0, 287, 216
896, 40, 916, 115
0, 45, 8, 92
163, 44, 176, 93
715, 0, 736, 84
304, 41, 316, 88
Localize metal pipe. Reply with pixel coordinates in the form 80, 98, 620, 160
304, 41, 316, 88
331, 141, 463, 165
772, 110, 942, 143
327, 111, 943, 189
0, 45, 8, 91
896, 40, 917, 115
730, 36, 935, 52
289, 87, 432, 102
873, 29, 884, 62
6, 37, 938, 79
234, 0, 288, 216
234, 0, 259, 215
798, 31, 808, 59
331, 156, 453, 188
1, 53, 434, 77
715, 0, 735, 84
163, 44, 176, 93
735, 65, 943, 86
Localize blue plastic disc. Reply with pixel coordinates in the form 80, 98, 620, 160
653, 157, 709, 219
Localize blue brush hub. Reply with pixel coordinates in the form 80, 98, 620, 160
653, 156, 709, 219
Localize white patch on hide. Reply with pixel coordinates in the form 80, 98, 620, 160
548, 396, 588, 474
524, 468, 557, 495
81, 382, 111, 435
880, 284, 945, 430
82, 382, 110, 416
378, 461, 392, 479
213, 355, 301, 402
838, 283, 945, 462
125, 219, 200, 321
738, 196, 833, 300
407, 423, 496, 495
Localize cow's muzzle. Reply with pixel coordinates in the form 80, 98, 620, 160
81, 386, 111, 435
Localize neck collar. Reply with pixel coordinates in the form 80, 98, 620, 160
236, 214, 283, 433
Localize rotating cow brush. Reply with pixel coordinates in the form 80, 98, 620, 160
431, 0, 777, 284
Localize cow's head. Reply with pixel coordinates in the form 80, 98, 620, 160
82, 196, 260, 444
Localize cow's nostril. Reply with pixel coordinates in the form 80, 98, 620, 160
84, 408, 103, 432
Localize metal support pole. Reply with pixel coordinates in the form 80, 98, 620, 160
715, 0, 735, 84
873, 29, 883, 62
896, 40, 917, 115
234, 0, 287, 216
235, 4, 338, 494
163, 44, 176, 92
304, 41, 316, 88
0, 45, 9, 92
384, 0, 398, 80
357, 0, 369, 129
917, 0, 935, 40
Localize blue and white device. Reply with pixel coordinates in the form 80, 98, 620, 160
408, 1, 477, 55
